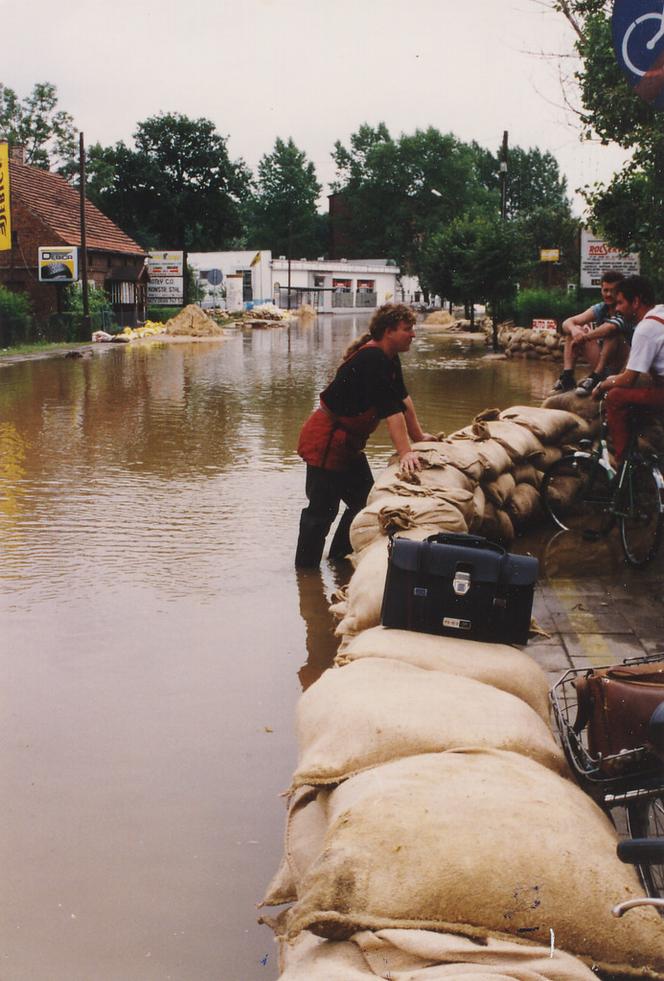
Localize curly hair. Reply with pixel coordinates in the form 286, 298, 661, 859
343, 304, 416, 360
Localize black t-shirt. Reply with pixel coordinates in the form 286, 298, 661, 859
320, 346, 408, 419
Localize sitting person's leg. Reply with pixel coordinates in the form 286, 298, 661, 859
605, 386, 664, 463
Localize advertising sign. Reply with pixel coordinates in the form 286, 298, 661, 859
147, 275, 183, 304
580, 228, 640, 288
612, 0, 664, 108
539, 248, 560, 263
0, 143, 11, 251
147, 251, 184, 276
532, 318, 558, 332
38, 246, 78, 282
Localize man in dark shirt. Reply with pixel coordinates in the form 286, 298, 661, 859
295, 303, 434, 568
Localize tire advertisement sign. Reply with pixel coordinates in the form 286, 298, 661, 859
612, 0, 664, 108
147, 251, 184, 304
38, 247, 78, 282
580, 229, 640, 288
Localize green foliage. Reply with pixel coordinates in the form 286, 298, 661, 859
509, 287, 580, 326
0, 82, 77, 171
147, 306, 181, 323
85, 112, 251, 251
0, 285, 33, 346
247, 137, 324, 258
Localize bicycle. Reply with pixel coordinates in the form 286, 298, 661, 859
621, 2, 664, 77
614, 838, 664, 917
550, 658, 664, 902
541, 397, 664, 566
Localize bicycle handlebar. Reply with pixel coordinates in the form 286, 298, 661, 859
618, 838, 664, 865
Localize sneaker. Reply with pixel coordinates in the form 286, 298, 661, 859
575, 374, 599, 397
551, 373, 575, 393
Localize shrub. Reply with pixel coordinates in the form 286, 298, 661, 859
509, 288, 579, 328
0, 286, 33, 346
147, 305, 181, 323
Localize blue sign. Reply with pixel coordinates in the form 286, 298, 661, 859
612, 0, 664, 107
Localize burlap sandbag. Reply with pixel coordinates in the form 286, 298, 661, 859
368, 460, 473, 503
446, 435, 513, 479
349, 494, 467, 554
277, 929, 597, 980
481, 472, 516, 508
499, 406, 589, 444
495, 507, 515, 545
390, 442, 485, 482
542, 391, 600, 425
291, 659, 565, 788
506, 482, 544, 531
528, 445, 563, 472
453, 421, 544, 461
281, 750, 664, 978
469, 484, 486, 532
513, 462, 541, 488
335, 626, 550, 721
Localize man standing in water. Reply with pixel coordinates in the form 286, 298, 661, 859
295, 303, 435, 568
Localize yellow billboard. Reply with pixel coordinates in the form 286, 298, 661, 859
0, 142, 11, 251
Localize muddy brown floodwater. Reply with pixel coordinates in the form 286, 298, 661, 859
0, 316, 570, 981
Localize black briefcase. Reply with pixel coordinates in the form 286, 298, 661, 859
380, 532, 538, 645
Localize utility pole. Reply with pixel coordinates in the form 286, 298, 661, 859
500, 130, 508, 221
79, 132, 90, 338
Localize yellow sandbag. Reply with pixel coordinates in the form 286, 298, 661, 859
281, 750, 664, 978
291, 659, 566, 788
336, 626, 550, 721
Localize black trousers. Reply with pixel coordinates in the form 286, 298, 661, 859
295, 455, 374, 568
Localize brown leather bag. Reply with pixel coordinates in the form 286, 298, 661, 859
573, 663, 664, 775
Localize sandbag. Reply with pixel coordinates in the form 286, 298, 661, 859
513, 462, 541, 488
277, 929, 597, 980
280, 750, 664, 978
468, 484, 486, 532
349, 494, 467, 554
499, 406, 589, 444
446, 434, 513, 479
542, 392, 600, 425
291, 659, 566, 788
368, 461, 473, 503
454, 421, 544, 461
495, 507, 515, 545
528, 445, 562, 472
481, 472, 516, 508
390, 442, 484, 482
335, 626, 550, 721
506, 482, 544, 530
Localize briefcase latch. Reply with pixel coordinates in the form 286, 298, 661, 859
453, 570, 471, 596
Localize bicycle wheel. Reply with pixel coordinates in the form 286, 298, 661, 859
619, 460, 664, 566
542, 454, 613, 534
626, 795, 664, 899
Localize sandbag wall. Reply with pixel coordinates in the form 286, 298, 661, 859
501, 325, 564, 362
260, 403, 664, 980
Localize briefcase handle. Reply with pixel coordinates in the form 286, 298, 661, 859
425, 531, 506, 556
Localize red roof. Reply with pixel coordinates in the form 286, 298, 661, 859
10, 161, 145, 256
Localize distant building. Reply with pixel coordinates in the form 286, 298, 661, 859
188, 250, 407, 313
0, 146, 147, 327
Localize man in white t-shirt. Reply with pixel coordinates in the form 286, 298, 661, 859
593, 275, 664, 463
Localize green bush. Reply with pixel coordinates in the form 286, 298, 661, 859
147, 305, 181, 323
509, 288, 580, 327
0, 286, 34, 347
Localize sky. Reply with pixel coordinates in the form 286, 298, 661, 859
2, 0, 629, 216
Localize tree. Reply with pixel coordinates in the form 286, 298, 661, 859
331, 124, 495, 271
86, 113, 251, 251
542, 1, 664, 278
246, 137, 324, 258
0, 82, 77, 170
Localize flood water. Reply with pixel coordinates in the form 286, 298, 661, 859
0, 316, 626, 980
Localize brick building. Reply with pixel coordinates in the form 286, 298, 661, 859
0, 146, 147, 328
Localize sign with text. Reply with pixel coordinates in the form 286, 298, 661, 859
0, 143, 11, 251
612, 0, 664, 108
147, 251, 184, 276
532, 319, 558, 332
147, 275, 183, 304
580, 229, 640, 288
38, 247, 78, 282
540, 248, 560, 263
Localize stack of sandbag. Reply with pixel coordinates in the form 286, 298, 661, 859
260, 401, 664, 980
500, 325, 564, 362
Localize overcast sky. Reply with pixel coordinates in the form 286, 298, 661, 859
3, 0, 629, 215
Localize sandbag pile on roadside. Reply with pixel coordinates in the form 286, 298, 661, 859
331, 404, 590, 644
501, 325, 564, 362
165, 304, 224, 336
260, 400, 664, 979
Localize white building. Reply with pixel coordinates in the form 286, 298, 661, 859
187, 251, 408, 313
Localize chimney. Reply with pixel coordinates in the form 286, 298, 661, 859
9, 145, 25, 165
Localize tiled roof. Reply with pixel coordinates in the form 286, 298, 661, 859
10, 161, 145, 256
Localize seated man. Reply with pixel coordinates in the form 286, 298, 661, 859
552, 270, 630, 396
593, 275, 664, 464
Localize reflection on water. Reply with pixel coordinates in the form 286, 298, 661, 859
0, 316, 591, 981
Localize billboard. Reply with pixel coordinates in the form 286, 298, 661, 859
147, 251, 184, 304
0, 143, 11, 251
580, 229, 640, 288
38, 247, 78, 282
